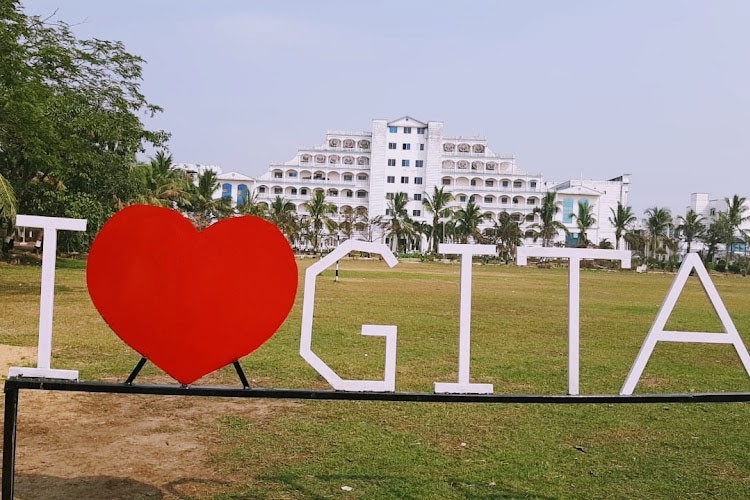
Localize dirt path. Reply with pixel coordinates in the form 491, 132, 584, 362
0, 347, 296, 499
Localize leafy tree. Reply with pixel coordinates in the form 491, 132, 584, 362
0, 2, 168, 250
608, 202, 636, 250
421, 186, 454, 254
302, 191, 337, 253
453, 199, 490, 243
483, 211, 522, 262
701, 213, 733, 263
0, 173, 17, 221
530, 192, 567, 247
644, 206, 673, 259
236, 190, 267, 218
128, 151, 191, 208
572, 200, 596, 247
675, 209, 705, 254
381, 192, 416, 253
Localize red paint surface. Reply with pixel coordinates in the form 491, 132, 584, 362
87, 205, 298, 384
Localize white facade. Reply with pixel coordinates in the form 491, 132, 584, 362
686, 193, 750, 254
222, 116, 631, 248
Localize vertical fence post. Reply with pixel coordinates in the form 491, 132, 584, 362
2, 380, 20, 499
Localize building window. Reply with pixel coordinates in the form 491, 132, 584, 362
222, 183, 232, 199
413, 209, 421, 216
388, 142, 397, 149
388, 159, 396, 166
527, 198, 536, 205
344, 174, 353, 181
301, 188, 308, 195
502, 181, 509, 187
386, 209, 391, 215
356, 191, 367, 198
237, 184, 249, 206
513, 181, 522, 188
387, 176, 395, 183
501, 197, 509, 204
400, 176, 409, 184
402, 160, 410, 167
402, 143, 411, 150
288, 171, 298, 177
417, 127, 426, 134
470, 180, 477, 186
274, 187, 283, 194
415, 160, 423, 168
389, 126, 398, 133
530, 181, 537, 189
414, 193, 422, 201
459, 195, 467, 202
357, 174, 368, 181
486, 180, 494, 187
274, 172, 283, 179
442, 178, 450, 185
563, 198, 574, 223
291, 188, 298, 195
386, 192, 394, 200
404, 127, 412, 134
414, 177, 423, 184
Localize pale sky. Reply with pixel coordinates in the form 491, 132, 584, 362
26, 0, 750, 216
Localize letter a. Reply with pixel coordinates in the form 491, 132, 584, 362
621, 254, 750, 395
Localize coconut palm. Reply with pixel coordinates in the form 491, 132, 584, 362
675, 209, 705, 254
268, 196, 299, 243
236, 190, 267, 217
608, 202, 636, 250
339, 206, 368, 240
0, 173, 17, 220
701, 213, 733, 263
644, 206, 673, 259
483, 211, 522, 262
572, 200, 596, 247
186, 170, 232, 229
421, 186, 454, 254
530, 191, 567, 247
381, 192, 416, 253
453, 199, 490, 243
302, 190, 337, 254
725, 195, 749, 261
129, 151, 191, 208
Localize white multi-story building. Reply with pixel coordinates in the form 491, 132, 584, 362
686, 193, 750, 254
221, 116, 631, 248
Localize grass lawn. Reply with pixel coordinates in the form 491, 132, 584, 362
2, 258, 750, 498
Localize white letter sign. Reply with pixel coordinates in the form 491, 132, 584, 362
435, 243, 497, 394
300, 240, 399, 392
620, 253, 750, 395
517, 247, 631, 395
9, 215, 87, 380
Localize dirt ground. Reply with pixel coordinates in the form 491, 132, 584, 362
0, 345, 295, 499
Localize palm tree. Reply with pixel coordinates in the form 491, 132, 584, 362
129, 151, 191, 208
530, 191, 567, 247
644, 206, 673, 260
0, 173, 17, 221
483, 211, 522, 262
236, 190, 267, 217
453, 199, 490, 243
609, 202, 636, 250
572, 200, 596, 247
675, 209, 705, 254
187, 170, 232, 229
421, 186, 454, 254
302, 190, 337, 254
701, 213, 733, 263
381, 192, 416, 253
725, 195, 749, 261
268, 196, 299, 243
339, 206, 368, 240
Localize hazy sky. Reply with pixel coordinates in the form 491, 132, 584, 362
25, 1, 750, 215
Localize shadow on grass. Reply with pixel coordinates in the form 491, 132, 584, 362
14, 474, 163, 499
229, 472, 558, 499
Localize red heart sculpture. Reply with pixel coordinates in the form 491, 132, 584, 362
87, 205, 298, 385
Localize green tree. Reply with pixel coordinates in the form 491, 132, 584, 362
267, 196, 299, 243
572, 200, 596, 247
608, 202, 636, 250
421, 186, 454, 254
453, 199, 490, 243
675, 209, 705, 255
645, 206, 673, 260
0, 2, 168, 250
338, 206, 368, 241
128, 151, 191, 208
236, 190, 267, 218
530, 192, 567, 247
186, 170, 232, 229
302, 191, 337, 254
701, 213, 733, 263
483, 211, 522, 262
0, 174, 17, 221
725, 195, 749, 261
381, 192, 416, 253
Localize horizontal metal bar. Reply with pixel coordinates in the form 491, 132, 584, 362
5, 377, 750, 404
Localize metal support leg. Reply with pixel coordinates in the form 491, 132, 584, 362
233, 361, 250, 389
3, 381, 20, 500
125, 357, 148, 385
